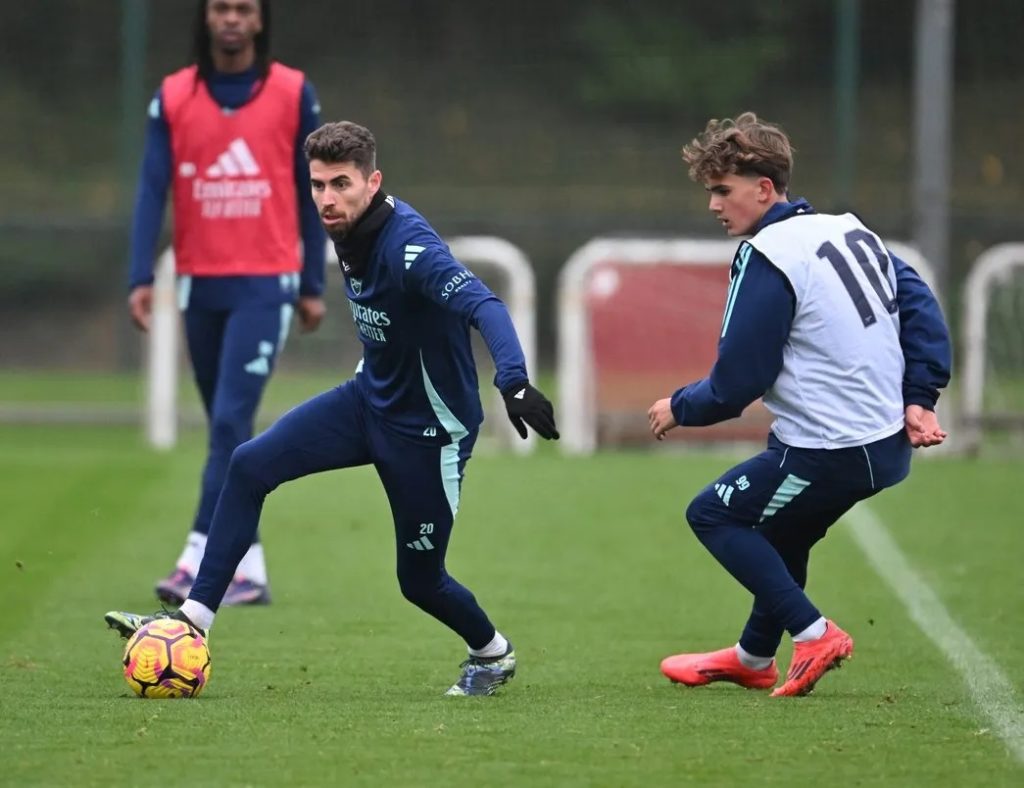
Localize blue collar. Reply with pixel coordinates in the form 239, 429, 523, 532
754, 198, 815, 233
208, 65, 260, 84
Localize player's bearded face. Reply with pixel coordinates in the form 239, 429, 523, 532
206, 0, 262, 55
310, 160, 383, 240
705, 174, 774, 237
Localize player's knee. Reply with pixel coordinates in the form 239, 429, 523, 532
685, 488, 719, 535
397, 570, 443, 609
209, 416, 249, 453
226, 438, 275, 494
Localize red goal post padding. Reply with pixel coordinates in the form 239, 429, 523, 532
556, 237, 936, 454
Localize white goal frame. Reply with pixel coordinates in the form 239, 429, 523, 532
146, 247, 180, 450
556, 236, 939, 455
147, 235, 537, 454
961, 243, 1024, 451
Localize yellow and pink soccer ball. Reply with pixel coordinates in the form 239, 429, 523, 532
122, 618, 211, 698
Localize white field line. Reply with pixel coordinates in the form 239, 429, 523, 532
845, 504, 1024, 762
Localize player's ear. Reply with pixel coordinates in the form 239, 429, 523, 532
757, 176, 776, 202
369, 170, 382, 191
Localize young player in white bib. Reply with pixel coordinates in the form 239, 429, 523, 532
648, 113, 951, 697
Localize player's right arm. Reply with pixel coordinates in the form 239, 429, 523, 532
665, 246, 794, 429
127, 89, 172, 332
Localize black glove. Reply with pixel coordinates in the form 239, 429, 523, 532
502, 381, 559, 440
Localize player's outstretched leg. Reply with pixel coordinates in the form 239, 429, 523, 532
445, 644, 517, 697
660, 646, 778, 690
771, 619, 853, 697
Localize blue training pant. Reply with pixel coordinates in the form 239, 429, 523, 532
685, 430, 911, 657
189, 380, 497, 649
183, 300, 291, 541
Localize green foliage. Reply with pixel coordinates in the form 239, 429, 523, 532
0, 227, 124, 301
571, 7, 790, 116
1, 0, 1023, 347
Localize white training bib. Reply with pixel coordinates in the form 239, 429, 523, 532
746, 213, 905, 448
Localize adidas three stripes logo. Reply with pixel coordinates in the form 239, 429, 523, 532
406, 536, 435, 551
205, 138, 260, 177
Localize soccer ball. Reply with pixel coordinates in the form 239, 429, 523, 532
122, 618, 211, 698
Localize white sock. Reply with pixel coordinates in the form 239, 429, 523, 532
468, 631, 509, 659
179, 599, 216, 632
176, 532, 208, 576
793, 616, 828, 642
234, 542, 268, 586
734, 643, 774, 670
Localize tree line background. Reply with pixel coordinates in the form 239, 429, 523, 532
1, 0, 1022, 367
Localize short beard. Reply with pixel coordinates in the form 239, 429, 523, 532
215, 40, 246, 56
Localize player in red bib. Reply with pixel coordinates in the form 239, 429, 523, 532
125, 0, 325, 606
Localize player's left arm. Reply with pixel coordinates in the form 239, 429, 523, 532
890, 253, 952, 447
890, 254, 952, 409
295, 79, 325, 297
294, 79, 327, 330
649, 249, 793, 437
404, 245, 558, 439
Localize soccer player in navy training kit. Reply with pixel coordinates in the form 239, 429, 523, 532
128, 0, 326, 607
107, 121, 559, 696
648, 113, 951, 696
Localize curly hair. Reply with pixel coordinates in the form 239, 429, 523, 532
681, 112, 793, 193
303, 121, 377, 176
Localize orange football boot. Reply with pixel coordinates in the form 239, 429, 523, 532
660, 646, 778, 690
771, 620, 854, 697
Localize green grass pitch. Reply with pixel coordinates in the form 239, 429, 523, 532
1, 408, 1022, 785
